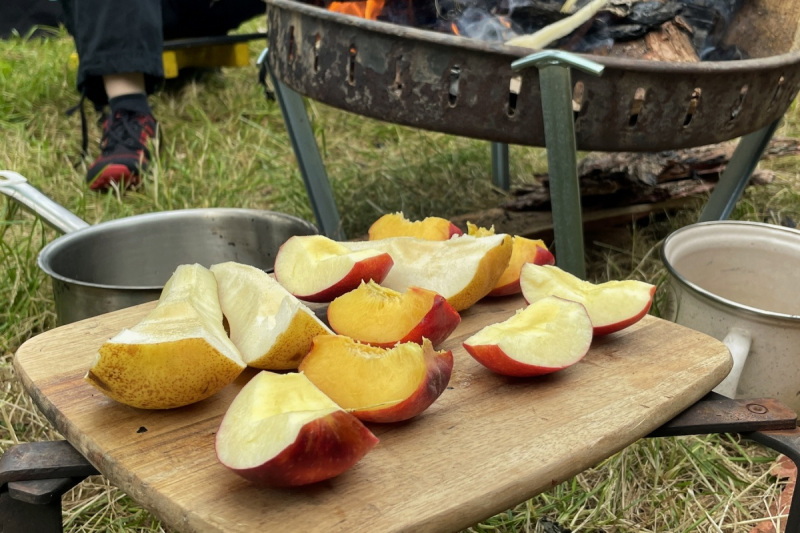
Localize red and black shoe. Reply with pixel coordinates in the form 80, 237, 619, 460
86, 110, 158, 191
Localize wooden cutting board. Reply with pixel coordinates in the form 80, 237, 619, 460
14, 296, 731, 533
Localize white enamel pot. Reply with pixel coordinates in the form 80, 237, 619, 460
661, 221, 800, 413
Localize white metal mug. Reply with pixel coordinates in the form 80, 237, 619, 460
661, 221, 800, 413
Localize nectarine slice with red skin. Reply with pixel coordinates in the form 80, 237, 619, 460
327, 280, 461, 347
520, 264, 656, 336
299, 336, 454, 423
489, 236, 555, 297
368, 212, 463, 241
274, 235, 394, 303
216, 371, 378, 487
463, 296, 593, 377
341, 234, 513, 311
465, 223, 555, 297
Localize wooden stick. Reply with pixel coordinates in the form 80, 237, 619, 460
506, 0, 608, 49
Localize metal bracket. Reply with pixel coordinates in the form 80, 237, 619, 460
0, 440, 99, 533
649, 392, 800, 532
511, 51, 605, 279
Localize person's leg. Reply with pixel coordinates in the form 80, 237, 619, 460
85, 74, 158, 191
60, 0, 161, 190
103, 73, 147, 99
61, 0, 163, 106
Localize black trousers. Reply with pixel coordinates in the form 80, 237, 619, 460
60, 0, 266, 106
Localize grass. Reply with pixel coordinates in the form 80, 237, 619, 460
3, 20, 800, 533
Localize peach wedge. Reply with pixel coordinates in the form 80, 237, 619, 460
327, 280, 461, 347
341, 233, 512, 311
211, 262, 332, 370
274, 234, 394, 302
216, 371, 378, 487
467, 224, 556, 297
463, 296, 593, 377
520, 264, 656, 336
368, 212, 463, 241
489, 236, 555, 297
85, 264, 245, 409
299, 336, 454, 423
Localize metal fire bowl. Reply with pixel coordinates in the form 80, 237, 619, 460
266, 0, 800, 152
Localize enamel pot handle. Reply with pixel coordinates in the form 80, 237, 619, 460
712, 327, 752, 398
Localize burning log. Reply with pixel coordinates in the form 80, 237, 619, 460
505, 0, 744, 61
318, 0, 748, 62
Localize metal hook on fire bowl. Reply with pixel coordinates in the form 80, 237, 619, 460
508, 50, 604, 279
510, 49, 606, 76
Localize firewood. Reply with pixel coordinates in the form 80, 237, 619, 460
503, 138, 799, 211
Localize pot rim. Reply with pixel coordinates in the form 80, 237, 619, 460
36, 207, 318, 291
661, 220, 800, 323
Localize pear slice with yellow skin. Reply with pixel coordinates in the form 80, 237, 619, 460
342, 233, 512, 311
211, 262, 332, 370
85, 263, 245, 410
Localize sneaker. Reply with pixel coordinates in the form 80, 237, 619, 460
86, 110, 157, 191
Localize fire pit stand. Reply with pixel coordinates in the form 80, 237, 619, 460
261, 0, 800, 276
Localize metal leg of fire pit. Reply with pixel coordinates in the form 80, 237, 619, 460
511, 51, 605, 279
491, 143, 510, 191
260, 49, 346, 240
698, 118, 782, 222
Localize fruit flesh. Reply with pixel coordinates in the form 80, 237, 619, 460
211, 262, 331, 369
342, 234, 512, 311
301, 336, 426, 411
465, 223, 555, 297
520, 264, 655, 335
216, 371, 378, 487
368, 212, 462, 241
85, 264, 245, 409
274, 235, 393, 302
489, 237, 555, 297
327, 281, 460, 346
299, 336, 453, 422
464, 297, 592, 371
216, 372, 342, 469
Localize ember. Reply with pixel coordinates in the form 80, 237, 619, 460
317, 0, 747, 61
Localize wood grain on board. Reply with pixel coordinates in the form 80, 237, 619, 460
15, 297, 731, 532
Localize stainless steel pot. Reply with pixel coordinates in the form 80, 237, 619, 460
0, 171, 319, 325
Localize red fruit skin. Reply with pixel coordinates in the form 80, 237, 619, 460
400, 293, 461, 347
354, 349, 454, 424
463, 343, 580, 378
287, 253, 394, 303
220, 410, 379, 487
488, 246, 557, 298
592, 285, 656, 336
535, 246, 556, 267
448, 223, 464, 237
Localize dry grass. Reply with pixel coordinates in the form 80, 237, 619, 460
2, 22, 800, 533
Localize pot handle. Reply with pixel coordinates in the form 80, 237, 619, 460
0, 170, 90, 234
712, 327, 752, 398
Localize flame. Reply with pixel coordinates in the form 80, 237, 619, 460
451, 22, 460, 36
328, 0, 387, 20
